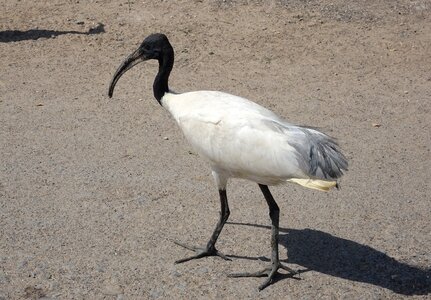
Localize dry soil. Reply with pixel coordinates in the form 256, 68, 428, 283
1, 0, 430, 299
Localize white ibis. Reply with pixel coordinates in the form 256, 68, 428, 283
108, 33, 348, 290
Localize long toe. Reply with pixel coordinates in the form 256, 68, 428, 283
173, 241, 231, 264
279, 262, 297, 274
175, 251, 208, 264
258, 268, 278, 291
173, 240, 200, 252
229, 263, 297, 290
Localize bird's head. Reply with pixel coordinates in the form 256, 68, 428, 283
108, 33, 172, 98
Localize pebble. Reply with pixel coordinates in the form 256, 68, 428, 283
136, 195, 149, 206
102, 281, 123, 296
197, 267, 208, 274
176, 282, 187, 291
0, 271, 9, 284
150, 287, 164, 298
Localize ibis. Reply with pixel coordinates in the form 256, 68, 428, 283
108, 33, 348, 290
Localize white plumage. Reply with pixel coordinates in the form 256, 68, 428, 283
108, 33, 348, 290
163, 91, 345, 190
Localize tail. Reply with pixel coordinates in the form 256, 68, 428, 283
288, 127, 348, 191
287, 178, 337, 192
261, 120, 348, 191
306, 128, 348, 180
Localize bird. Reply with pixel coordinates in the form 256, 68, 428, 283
108, 33, 348, 290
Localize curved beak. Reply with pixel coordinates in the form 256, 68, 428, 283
108, 48, 147, 98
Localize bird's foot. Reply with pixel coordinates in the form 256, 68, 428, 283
173, 240, 231, 264
228, 262, 298, 291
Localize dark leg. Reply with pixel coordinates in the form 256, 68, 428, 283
229, 184, 296, 290
174, 189, 231, 263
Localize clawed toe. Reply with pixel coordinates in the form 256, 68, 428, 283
173, 240, 231, 264
279, 263, 297, 274
173, 241, 199, 252
229, 263, 298, 290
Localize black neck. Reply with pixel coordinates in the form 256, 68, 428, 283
154, 47, 174, 103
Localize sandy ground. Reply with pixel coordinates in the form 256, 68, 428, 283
1, 0, 430, 299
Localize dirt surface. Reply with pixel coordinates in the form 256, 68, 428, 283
1, 0, 430, 299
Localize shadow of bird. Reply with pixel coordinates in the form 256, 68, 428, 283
227, 221, 431, 296
0, 23, 104, 43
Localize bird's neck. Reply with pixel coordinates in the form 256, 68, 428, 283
154, 48, 174, 104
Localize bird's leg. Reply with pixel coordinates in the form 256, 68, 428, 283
174, 189, 231, 263
229, 184, 297, 290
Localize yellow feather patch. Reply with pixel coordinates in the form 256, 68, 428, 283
287, 178, 337, 192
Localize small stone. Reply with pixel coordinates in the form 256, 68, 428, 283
150, 287, 164, 298
163, 136, 169, 140
102, 282, 123, 295
136, 195, 148, 205
0, 272, 9, 284
176, 282, 187, 291
24, 286, 46, 299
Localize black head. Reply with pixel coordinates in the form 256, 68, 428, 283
108, 33, 173, 98
138, 33, 171, 60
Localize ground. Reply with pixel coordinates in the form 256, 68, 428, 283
1, 0, 430, 299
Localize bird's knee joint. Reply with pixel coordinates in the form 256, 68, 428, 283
269, 209, 279, 219
221, 210, 230, 221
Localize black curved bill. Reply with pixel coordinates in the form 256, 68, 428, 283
108, 48, 147, 98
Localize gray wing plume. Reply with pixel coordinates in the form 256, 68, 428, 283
291, 127, 348, 180
263, 120, 348, 180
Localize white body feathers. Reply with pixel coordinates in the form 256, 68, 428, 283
162, 91, 347, 191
